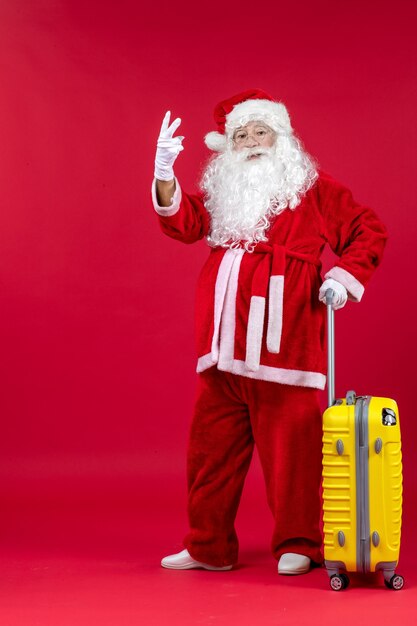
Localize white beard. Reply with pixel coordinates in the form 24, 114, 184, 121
200, 134, 318, 251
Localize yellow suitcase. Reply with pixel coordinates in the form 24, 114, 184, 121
322, 291, 403, 591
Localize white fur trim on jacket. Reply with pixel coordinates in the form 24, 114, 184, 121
267, 275, 284, 353
152, 177, 182, 217
324, 266, 365, 302
211, 250, 239, 361
196, 353, 217, 373
246, 296, 266, 371
218, 249, 244, 368
225, 359, 326, 389
197, 352, 326, 389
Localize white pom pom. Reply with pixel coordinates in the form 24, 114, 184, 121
204, 131, 227, 152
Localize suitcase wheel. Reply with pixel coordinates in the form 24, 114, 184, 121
384, 574, 404, 590
330, 573, 349, 591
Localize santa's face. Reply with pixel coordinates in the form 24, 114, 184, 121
200, 122, 317, 251
232, 121, 276, 157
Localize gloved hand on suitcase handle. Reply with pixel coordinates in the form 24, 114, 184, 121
319, 278, 348, 310
154, 111, 184, 181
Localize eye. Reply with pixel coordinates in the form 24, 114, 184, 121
235, 132, 246, 141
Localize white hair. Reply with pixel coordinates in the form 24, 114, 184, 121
200, 129, 318, 252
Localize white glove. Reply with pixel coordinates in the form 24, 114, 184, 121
154, 111, 184, 181
319, 278, 348, 310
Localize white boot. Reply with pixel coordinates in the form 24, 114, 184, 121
278, 553, 311, 575
161, 549, 233, 571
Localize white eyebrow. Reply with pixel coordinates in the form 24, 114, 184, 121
236, 123, 270, 131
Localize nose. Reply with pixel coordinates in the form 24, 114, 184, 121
244, 134, 260, 147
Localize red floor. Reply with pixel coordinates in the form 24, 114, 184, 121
1, 547, 415, 626
0, 456, 416, 625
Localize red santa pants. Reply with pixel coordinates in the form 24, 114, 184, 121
183, 367, 323, 567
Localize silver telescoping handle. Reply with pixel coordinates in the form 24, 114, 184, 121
326, 288, 336, 407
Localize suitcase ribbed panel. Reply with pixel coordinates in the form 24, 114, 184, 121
322, 402, 358, 571
368, 397, 402, 572
355, 397, 371, 573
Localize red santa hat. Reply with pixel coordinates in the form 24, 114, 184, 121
204, 88, 292, 152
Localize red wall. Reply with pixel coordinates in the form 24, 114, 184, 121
0, 0, 415, 549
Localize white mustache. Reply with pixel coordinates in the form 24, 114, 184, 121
237, 146, 272, 161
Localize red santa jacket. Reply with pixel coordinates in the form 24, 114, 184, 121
152, 172, 387, 389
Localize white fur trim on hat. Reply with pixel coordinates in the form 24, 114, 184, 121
226, 99, 291, 134
204, 131, 228, 152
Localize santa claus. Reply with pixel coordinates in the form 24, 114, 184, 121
152, 89, 387, 575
